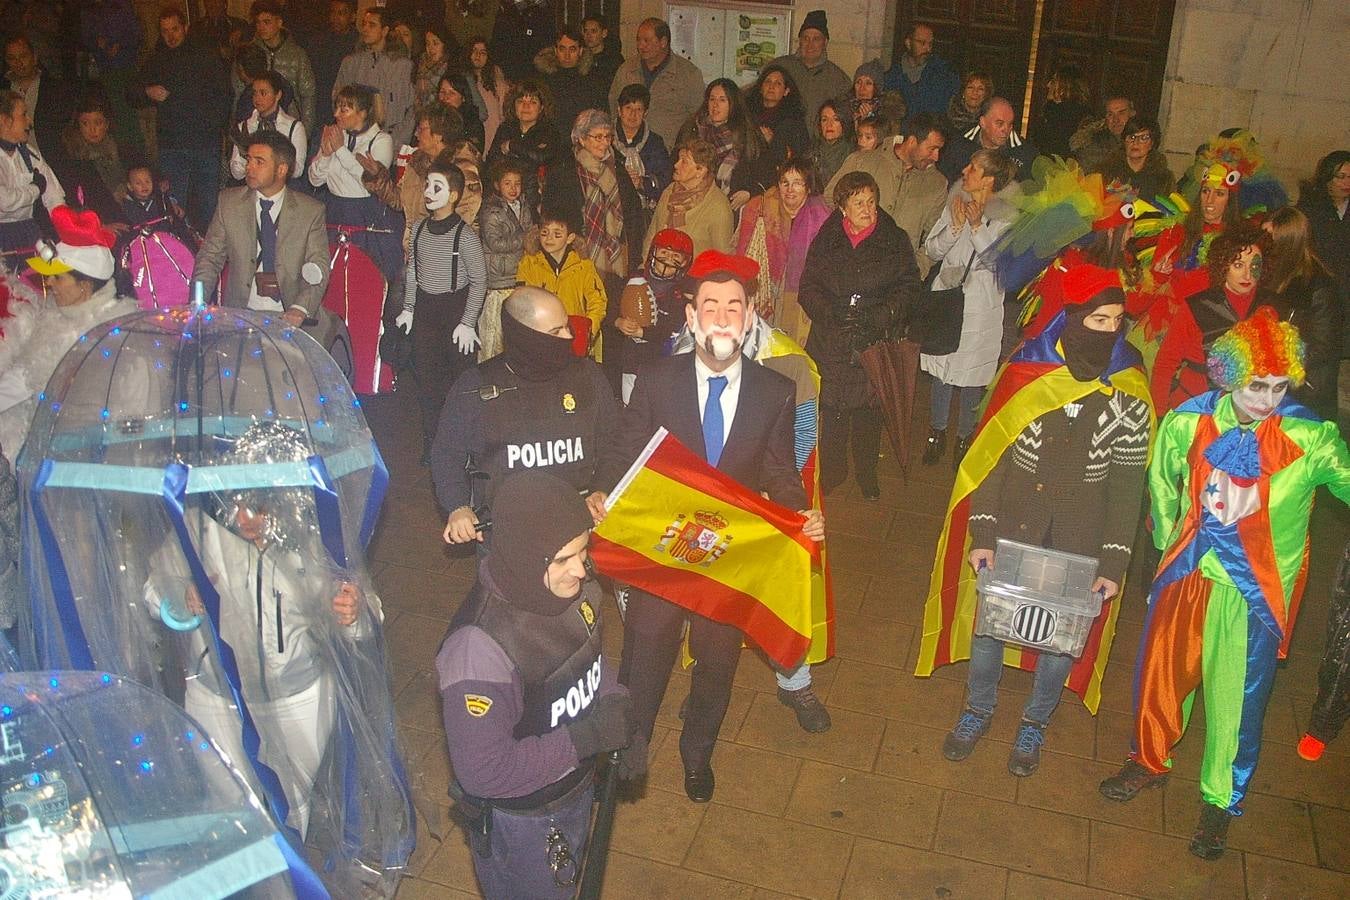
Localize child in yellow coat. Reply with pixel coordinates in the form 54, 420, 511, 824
515, 207, 608, 362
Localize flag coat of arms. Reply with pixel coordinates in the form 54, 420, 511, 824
590, 427, 819, 669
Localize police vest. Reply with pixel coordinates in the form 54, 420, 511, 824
475, 357, 604, 508
450, 578, 605, 740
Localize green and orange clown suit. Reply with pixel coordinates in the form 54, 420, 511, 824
1130, 391, 1350, 812
916, 316, 1155, 713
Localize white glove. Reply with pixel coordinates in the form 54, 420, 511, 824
453, 323, 480, 355
395, 309, 413, 332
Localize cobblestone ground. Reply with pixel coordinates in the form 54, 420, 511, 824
363, 386, 1350, 900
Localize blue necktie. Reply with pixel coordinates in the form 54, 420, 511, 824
703, 375, 728, 466
259, 198, 277, 273
346, 131, 357, 151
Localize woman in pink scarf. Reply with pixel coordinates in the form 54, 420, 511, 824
735, 158, 832, 346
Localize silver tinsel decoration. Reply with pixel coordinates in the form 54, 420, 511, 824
221, 421, 318, 552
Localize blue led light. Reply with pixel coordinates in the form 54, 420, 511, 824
185, 730, 194, 740
101, 348, 111, 359
50, 402, 60, 411
29, 774, 40, 786
204, 313, 214, 321
318, 395, 327, 405
48, 677, 58, 689
285, 391, 294, 400
139, 760, 153, 772
155, 360, 165, 370
199, 741, 210, 751
223, 368, 233, 378
101, 674, 112, 684
353, 398, 361, 408
38, 392, 44, 401
132, 734, 144, 746
179, 401, 189, 411
111, 326, 121, 335
1, 706, 12, 717
100, 408, 110, 420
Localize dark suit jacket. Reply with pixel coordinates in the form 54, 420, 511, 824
192, 185, 330, 316
601, 353, 807, 510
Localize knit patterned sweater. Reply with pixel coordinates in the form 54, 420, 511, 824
968, 387, 1152, 583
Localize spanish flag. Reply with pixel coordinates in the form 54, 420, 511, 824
590, 427, 818, 669
915, 317, 1155, 713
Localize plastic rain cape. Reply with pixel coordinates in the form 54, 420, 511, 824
15, 306, 413, 897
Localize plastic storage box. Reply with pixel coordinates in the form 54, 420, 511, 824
974, 538, 1104, 658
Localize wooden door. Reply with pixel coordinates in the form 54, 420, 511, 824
1034, 0, 1176, 121
893, 0, 1175, 125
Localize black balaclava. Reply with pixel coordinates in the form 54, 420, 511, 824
486, 471, 594, 614
1060, 286, 1126, 382
501, 303, 576, 381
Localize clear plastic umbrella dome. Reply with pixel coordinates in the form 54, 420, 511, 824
16, 307, 413, 897
0, 670, 318, 898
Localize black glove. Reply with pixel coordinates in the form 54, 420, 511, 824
30, 170, 46, 195
614, 730, 648, 781
229, 122, 251, 153
565, 692, 630, 760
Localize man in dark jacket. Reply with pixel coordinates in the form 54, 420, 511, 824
938, 96, 1040, 184
582, 15, 623, 87
491, 0, 556, 83
138, 7, 230, 230
884, 22, 958, 116
247, 0, 318, 135
537, 28, 607, 137
307, 0, 359, 129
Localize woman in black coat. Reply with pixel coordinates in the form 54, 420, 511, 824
1297, 150, 1350, 355
485, 79, 561, 213
1262, 206, 1345, 419
798, 171, 921, 500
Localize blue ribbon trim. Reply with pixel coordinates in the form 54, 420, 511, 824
358, 440, 388, 548
29, 459, 95, 670
158, 462, 299, 843
308, 455, 347, 569
273, 832, 330, 899
1153, 510, 1281, 641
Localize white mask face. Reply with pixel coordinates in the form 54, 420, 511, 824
1231, 374, 1290, 423
424, 173, 453, 211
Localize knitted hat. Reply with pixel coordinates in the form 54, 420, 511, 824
854, 59, 885, 88
28, 206, 116, 281
487, 472, 594, 613
800, 10, 828, 38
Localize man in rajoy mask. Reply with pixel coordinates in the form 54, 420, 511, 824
1100, 309, 1350, 860
592, 250, 825, 803
431, 286, 618, 546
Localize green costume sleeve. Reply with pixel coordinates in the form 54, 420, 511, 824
1147, 409, 1192, 551
1307, 418, 1350, 506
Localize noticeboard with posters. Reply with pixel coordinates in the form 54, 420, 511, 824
668, 2, 794, 87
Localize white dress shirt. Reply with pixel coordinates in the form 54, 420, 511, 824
248, 187, 305, 313
694, 353, 743, 447
305, 125, 393, 197
229, 107, 309, 181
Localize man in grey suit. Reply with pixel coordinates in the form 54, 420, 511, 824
193, 129, 330, 329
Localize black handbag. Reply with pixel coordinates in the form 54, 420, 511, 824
914, 250, 977, 356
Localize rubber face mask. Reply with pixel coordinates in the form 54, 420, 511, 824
1231, 374, 1289, 423
424, 173, 453, 211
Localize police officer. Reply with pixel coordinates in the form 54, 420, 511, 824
432, 287, 619, 544
436, 471, 640, 898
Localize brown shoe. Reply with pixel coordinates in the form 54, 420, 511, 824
777, 685, 832, 733
1099, 759, 1168, 802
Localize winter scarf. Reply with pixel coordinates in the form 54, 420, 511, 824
574, 146, 625, 275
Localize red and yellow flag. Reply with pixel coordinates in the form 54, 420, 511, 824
590, 428, 818, 669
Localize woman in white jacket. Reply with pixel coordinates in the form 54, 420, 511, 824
0, 207, 135, 456
920, 149, 1020, 468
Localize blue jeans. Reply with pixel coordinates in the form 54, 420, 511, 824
930, 379, 984, 438
966, 634, 1074, 726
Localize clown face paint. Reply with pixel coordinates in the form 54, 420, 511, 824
1231, 374, 1290, 423
424, 173, 454, 211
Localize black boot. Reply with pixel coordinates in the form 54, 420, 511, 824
1189, 803, 1232, 860
921, 428, 946, 465
952, 435, 971, 470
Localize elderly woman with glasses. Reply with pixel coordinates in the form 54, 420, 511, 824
542, 109, 646, 376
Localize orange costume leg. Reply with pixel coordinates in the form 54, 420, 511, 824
1130, 570, 1212, 773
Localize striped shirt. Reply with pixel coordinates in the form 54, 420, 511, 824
404, 215, 488, 328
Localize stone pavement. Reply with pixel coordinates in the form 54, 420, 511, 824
362, 387, 1350, 900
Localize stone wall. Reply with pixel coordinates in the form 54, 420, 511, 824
1158, 0, 1350, 197
617, 0, 895, 84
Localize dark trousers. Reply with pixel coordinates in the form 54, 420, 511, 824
412, 286, 476, 448
819, 405, 883, 493
471, 780, 594, 899
619, 588, 743, 772
158, 147, 220, 232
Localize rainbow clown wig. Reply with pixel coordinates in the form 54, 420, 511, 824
1206, 308, 1306, 391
